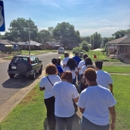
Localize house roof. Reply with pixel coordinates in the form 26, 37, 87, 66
107, 34, 130, 44
68, 43, 79, 47
0, 40, 14, 45
45, 41, 63, 47
18, 40, 42, 46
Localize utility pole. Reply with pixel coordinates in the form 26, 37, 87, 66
128, 24, 130, 34
28, 18, 31, 55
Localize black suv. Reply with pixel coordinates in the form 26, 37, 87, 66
8, 55, 43, 79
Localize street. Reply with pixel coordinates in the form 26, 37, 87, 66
0, 52, 61, 107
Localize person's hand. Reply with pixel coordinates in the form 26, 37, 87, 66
109, 122, 115, 130
78, 81, 81, 84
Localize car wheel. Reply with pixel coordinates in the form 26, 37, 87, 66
9, 74, 15, 79
39, 67, 43, 74
31, 71, 36, 79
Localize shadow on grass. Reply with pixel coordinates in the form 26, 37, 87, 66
43, 114, 81, 130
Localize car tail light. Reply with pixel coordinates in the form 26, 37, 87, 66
28, 58, 32, 64
10, 57, 14, 63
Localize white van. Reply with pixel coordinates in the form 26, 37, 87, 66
58, 47, 64, 54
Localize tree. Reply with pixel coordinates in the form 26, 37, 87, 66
127, 29, 130, 34
81, 36, 91, 43
48, 27, 54, 35
5, 18, 38, 42
81, 40, 89, 52
37, 29, 52, 43
90, 32, 102, 49
53, 22, 80, 48
102, 37, 115, 47
112, 30, 127, 39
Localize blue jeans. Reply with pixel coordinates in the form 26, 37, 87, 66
55, 115, 74, 130
81, 116, 109, 130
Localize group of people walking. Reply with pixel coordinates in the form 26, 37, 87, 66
39, 52, 116, 130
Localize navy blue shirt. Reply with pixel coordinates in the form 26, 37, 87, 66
56, 65, 63, 76
73, 56, 81, 65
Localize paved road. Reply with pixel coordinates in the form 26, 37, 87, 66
0, 52, 61, 107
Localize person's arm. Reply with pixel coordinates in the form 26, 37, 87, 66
80, 74, 83, 80
78, 67, 81, 71
73, 96, 79, 103
109, 84, 113, 95
79, 107, 85, 113
63, 64, 66, 68
78, 74, 83, 84
109, 106, 116, 130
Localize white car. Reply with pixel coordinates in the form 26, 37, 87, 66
58, 47, 64, 54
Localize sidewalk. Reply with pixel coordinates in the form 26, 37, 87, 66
0, 58, 9, 63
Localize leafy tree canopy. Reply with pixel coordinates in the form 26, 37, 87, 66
5, 18, 38, 42
90, 32, 102, 49
37, 29, 52, 43
112, 26, 130, 39
81, 40, 90, 52
53, 22, 80, 47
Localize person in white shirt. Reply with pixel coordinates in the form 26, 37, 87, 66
62, 53, 69, 68
95, 60, 113, 94
79, 58, 93, 91
39, 64, 61, 130
53, 71, 79, 130
78, 54, 88, 81
64, 58, 78, 84
81, 57, 93, 76
78, 68, 116, 130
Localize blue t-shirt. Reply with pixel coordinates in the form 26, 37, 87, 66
73, 56, 81, 65
56, 65, 63, 75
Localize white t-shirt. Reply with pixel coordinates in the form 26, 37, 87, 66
64, 67, 78, 79
81, 65, 87, 75
62, 57, 69, 66
78, 85, 116, 125
39, 75, 61, 99
53, 81, 79, 117
78, 60, 85, 74
96, 70, 113, 88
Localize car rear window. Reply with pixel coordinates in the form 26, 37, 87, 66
58, 47, 64, 50
12, 57, 29, 63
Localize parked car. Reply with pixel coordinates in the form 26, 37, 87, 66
58, 47, 64, 54
7, 55, 43, 79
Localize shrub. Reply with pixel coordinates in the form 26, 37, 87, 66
81, 40, 90, 52
72, 46, 85, 54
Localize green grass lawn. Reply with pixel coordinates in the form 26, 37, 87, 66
2, 50, 57, 60
0, 74, 130, 130
111, 74, 130, 130
22, 50, 57, 55
87, 50, 120, 62
0, 84, 47, 130
103, 66, 130, 73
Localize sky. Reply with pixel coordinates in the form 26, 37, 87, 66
1, 0, 130, 37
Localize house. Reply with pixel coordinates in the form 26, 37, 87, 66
43, 41, 63, 49
0, 40, 14, 51
17, 40, 44, 50
67, 42, 80, 49
106, 34, 130, 59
